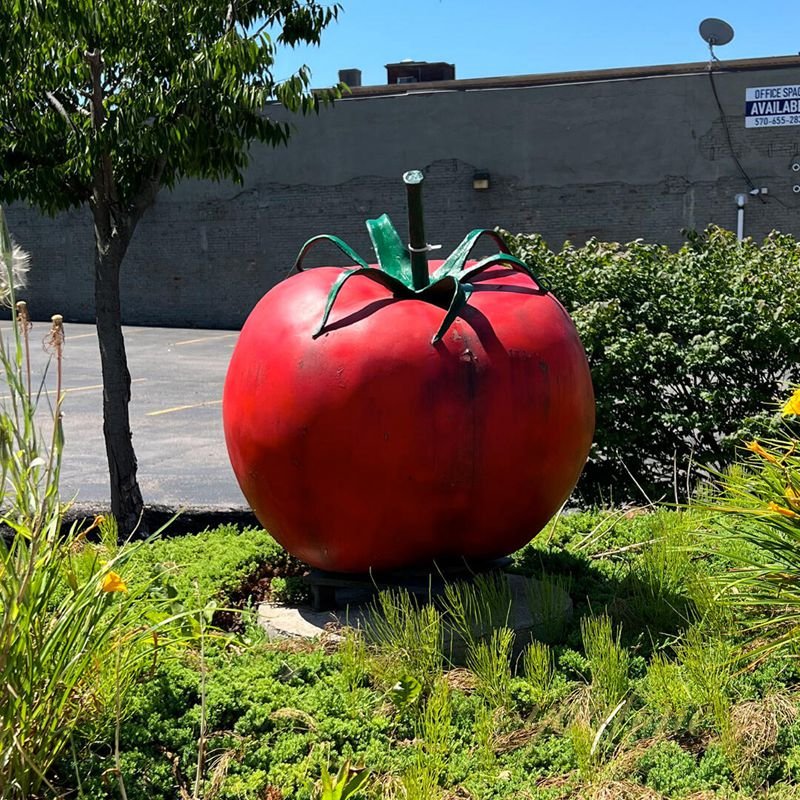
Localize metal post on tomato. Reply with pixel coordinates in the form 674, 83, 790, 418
403, 169, 429, 291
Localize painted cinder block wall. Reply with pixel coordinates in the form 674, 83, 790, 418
7, 55, 800, 329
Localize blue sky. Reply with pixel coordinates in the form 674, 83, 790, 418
273, 0, 800, 87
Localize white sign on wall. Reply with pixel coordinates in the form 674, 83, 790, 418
745, 84, 800, 128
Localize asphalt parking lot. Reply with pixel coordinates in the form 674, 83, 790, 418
2, 321, 246, 509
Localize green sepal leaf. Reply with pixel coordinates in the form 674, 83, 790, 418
431, 228, 510, 282
293, 234, 370, 273
459, 253, 550, 293
313, 267, 411, 338
366, 213, 413, 285
426, 277, 473, 344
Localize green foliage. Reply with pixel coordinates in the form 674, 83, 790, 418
580, 614, 629, 712
0, 0, 343, 536
676, 626, 734, 733
365, 588, 444, 690
521, 641, 555, 706
315, 759, 369, 800
440, 571, 512, 650
129, 523, 290, 605
466, 627, 515, 709
0, 212, 172, 799
524, 572, 572, 643
623, 510, 700, 634
504, 226, 800, 503
640, 652, 694, 727
696, 412, 800, 660
45, 507, 800, 799
636, 740, 733, 796
0, 1, 341, 213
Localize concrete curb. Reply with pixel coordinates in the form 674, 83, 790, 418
62, 502, 259, 538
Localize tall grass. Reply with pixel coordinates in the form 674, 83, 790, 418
696, 407, 800, 660
580, 614, 629, 713
524, 572, 571, 643
466, 627, 515, 709
366, 588, 443, 688
521, 640, 555, 705
0, 208, 169, 798
440, 571, 512, 649
625, 511, 697, 633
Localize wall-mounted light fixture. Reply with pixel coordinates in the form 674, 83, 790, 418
472, 170, 490, 191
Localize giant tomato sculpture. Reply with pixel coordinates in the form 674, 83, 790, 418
224, 172, 594, 573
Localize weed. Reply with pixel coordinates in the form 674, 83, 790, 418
339, 630, 370, 694
472, 703, 497, 772
315, 759, 369, 800
624, 511, 697, 634
521, 640, 555, 706
524, 573, 572, 643
440, 571, 512, 651
366, 589, 444, 689
466, 627, 515, 709
676, 625, 733, 733
568, 717, 596, 778
417, 678, 453, 780
639, 652, 693, 728
581, 614, 630, 713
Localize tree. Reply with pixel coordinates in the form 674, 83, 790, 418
0, 1, 341, 535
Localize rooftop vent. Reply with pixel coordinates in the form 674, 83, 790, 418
385, 61, 455, 85
338, 68, 362, 88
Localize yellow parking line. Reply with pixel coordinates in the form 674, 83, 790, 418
147, 399, 222, 417
175, 333, 238, 346
0, 377, 146, 401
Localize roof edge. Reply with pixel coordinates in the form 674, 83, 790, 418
340, 54, 800, 98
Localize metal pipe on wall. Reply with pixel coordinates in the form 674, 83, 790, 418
735, 193, 747, 242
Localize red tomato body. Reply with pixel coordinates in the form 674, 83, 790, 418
223, 261, 594, 573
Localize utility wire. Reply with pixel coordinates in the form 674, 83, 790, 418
707, 54, 764, 200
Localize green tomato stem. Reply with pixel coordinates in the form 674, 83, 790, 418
403, 170, 429, 291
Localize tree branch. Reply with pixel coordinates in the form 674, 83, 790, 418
225, 0, 238, 32
131, 155, 168, 223
45, 91, 79, 133
85, 48, 119, 209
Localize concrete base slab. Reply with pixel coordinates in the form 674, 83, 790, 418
258, 573, 572, 656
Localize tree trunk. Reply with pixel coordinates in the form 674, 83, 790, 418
93, 221, 145, 537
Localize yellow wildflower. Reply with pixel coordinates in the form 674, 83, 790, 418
768, 502, 800, 520
101, 571, 127, 593
783, 388, 800, 417
746, 440, 779, 464
787, 487, 800, 511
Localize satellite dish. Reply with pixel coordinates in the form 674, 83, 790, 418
699, 18, 734, 47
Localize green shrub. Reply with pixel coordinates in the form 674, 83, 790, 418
504, 225, 800, 503
636, 740, 733, 796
